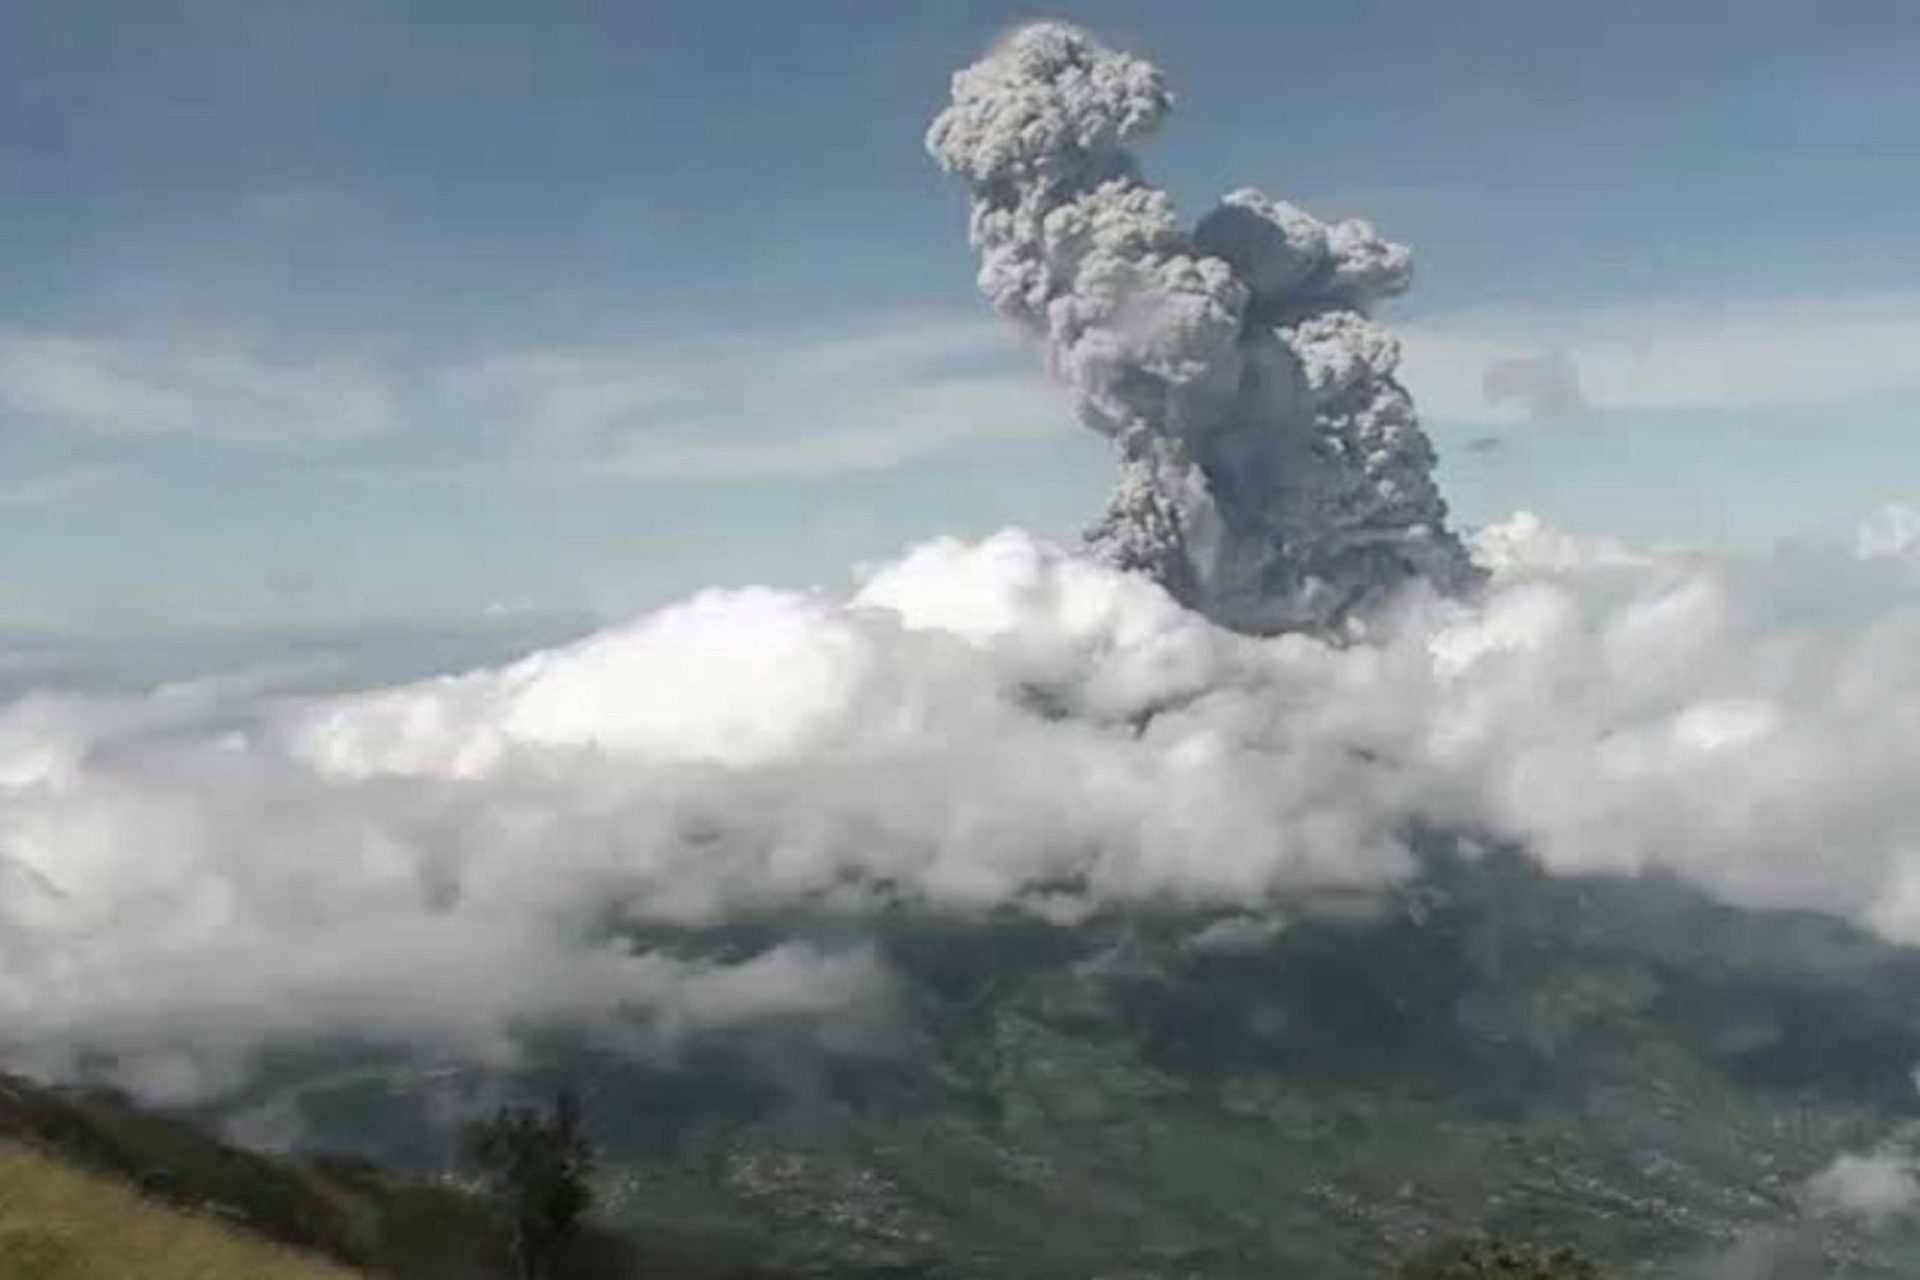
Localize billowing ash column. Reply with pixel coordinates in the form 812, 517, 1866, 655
927, 22, 1479, 635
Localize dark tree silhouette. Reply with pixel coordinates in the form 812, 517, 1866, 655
1395, 1236, 1609, 1280
462, 1088, 596, 1280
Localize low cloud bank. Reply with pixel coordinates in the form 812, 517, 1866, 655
1804, 1148, 1920, 1225
6, 513, 1920, 1097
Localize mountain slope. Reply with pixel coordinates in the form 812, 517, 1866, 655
238, 843, 1920, 1279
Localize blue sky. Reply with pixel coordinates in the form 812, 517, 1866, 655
2, 0, 1918, 636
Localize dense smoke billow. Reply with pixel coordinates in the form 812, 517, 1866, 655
5, 21, 1920, 1109
928, 22, 1478, 636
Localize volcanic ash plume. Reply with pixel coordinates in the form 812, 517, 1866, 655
928, 22, 1478, 635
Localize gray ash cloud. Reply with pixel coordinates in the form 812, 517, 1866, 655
927, 22, 1478, 636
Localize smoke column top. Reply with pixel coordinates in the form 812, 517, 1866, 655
928, 23, 1170, 185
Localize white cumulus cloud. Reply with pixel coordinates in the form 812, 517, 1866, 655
1804, 1148, 1920, 1225
8, 515, 1920, 1101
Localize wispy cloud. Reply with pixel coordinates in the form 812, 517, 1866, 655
440, 317, 1067, 481
1401, 291, 1920, 425
0, 468, 113, 510
1479, 352, 1584, 423
0, 317, 1067, 480
0, 333, 400, 445
595, 375, 1065, 481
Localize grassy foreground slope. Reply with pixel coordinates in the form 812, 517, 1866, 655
0, 1069, 516, 1278
0, 1064, 822, 1280
0, 1138, 361, 1280
0, 1071, 696, 1280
